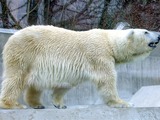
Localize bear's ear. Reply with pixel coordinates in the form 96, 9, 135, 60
126, 29, 134, 39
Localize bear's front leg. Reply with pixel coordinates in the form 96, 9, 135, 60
95, 77, 130, 108
92, 63, 131, 108
52, 87, 70, 109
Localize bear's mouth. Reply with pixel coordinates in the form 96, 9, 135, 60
148, 42, 159, 48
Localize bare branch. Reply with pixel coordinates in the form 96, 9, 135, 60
0, 0, 22, 28
52, 0, 77, 14
10, 1, 27, 12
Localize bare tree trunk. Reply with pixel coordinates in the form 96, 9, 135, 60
27, 0, 39, 25
98, 0, 111, 29
1, 0, 9, 28
44, 0, 49, 25
44, 0, 53, 25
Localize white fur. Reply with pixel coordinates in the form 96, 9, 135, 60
0, 25, 159, 109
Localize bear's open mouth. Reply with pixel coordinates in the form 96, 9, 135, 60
148, 42, 159, 48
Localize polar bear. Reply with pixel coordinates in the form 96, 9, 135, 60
0, 25, 160, 109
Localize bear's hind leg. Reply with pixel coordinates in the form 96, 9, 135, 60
24, 86, 45, 109
52, 87, 69, 109
0, 75, 27, 109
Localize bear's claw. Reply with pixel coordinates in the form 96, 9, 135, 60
54, 105, 67, 109
34, 105, 45, 109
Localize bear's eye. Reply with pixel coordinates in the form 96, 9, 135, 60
145, 31, 149, 34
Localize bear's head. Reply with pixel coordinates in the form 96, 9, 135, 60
114, 29, 160, 63
128, 29, 160, 47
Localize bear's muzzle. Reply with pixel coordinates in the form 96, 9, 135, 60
148, 35, 160, 48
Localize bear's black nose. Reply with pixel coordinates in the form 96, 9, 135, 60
158, 35, 160, 42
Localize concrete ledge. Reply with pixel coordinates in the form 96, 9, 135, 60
0, 28, 18, 34
130, 85, 160, 107
0, 105, 160, 120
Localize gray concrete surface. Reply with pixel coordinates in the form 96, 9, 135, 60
130, 85, 160, 107
0, 106, 160, 120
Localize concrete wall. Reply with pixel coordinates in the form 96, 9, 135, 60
0, 28, 160, 106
